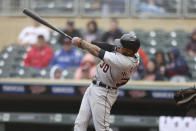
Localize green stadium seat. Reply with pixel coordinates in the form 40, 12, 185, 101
132, 29, 148, 40
192, 71, 196, 80
28, 68, 42, 78
144, 47, 157, 57
149, 29, 167, 40
40, 68, 50, 78
51, 44, 61, 51
0, 68, 9, 78
9, 70, 19, 78
64, 67, 77, 79
132, 28, 144, 33
0, 66, 16, 78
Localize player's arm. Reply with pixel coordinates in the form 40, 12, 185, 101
72, 37, 105, 59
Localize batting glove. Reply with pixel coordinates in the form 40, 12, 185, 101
72, 37, 81, 48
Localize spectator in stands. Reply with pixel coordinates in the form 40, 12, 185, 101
154, 50, 166, 78
58, 19, 82, 44
143, 59, 164, 81
101, 19, 123, 43
136, 0, 166, 14
18, 20, 50, 47
185, 29, 196, 56
24, 35, 53, 69
50, 65, 63, 79
74, 53, 96, 80
50, 37, 82, 69
154, 50, 166, 69
164, 48, 191, 82
84, 20, 102, 42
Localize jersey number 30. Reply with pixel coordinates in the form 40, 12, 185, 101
100, 62, 109, 73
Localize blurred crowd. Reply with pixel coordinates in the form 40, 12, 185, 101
82, 0, 175, 16
136, 0, 168, 14
17, 19, 196, 82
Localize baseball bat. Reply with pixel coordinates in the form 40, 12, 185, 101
23, 8, 72, 40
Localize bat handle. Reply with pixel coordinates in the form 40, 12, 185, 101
63, 33, 72, 40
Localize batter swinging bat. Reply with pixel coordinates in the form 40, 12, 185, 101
23, 8, 72, 40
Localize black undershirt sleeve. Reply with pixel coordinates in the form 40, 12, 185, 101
98, 49, 105, 60
91, 41, 117, 52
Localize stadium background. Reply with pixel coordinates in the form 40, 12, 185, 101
0, 0, 196, 131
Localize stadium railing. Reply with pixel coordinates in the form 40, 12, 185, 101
0, 112, 158, 127
0, 0, 196, 18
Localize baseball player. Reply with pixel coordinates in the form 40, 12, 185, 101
71, 33, 140, 131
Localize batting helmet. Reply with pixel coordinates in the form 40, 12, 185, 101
114, 33, 140, 53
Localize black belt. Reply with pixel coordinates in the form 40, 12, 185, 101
92, 80, 117, 90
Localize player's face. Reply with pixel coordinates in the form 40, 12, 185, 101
118, 48, 134, 56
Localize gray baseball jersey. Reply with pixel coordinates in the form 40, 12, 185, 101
74, 51, 140, 131
95, 51, 140, 87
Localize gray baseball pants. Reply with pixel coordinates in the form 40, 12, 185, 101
74, 83, 118, 131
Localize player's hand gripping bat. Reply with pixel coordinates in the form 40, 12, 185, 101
23, 8, 72, 40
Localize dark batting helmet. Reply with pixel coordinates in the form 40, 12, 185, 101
114, 33, 140, 53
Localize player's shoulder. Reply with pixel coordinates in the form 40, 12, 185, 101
118, 52, 139, 68
110, 52, 132, 65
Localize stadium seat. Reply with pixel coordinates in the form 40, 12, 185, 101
166, 0, 179, 13
49, 31, 59, 45
144, 47, 157, 58
150, 29, 167, 40
51, 44, 61, 51
40, 67, 50, 78
64, 67, 77, 79
132, 28, 148, 40
187, 0, 196, 13
174, 29, 189, 38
